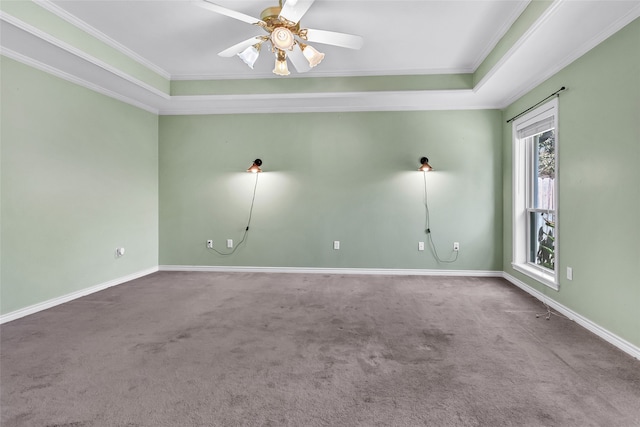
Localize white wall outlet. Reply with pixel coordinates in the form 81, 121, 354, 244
453, 242, 460, 251
333, 240, 340, 250
226, 239, 233, 248
418, 242, 425, 251
567, 267, 573, 280
115, 247, 125, 257
207, 240, 213, 249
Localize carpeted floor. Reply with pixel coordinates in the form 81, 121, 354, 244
1, 272, 639, 426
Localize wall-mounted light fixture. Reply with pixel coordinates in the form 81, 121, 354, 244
418, 157, 432, 172
247, 158, 263, 173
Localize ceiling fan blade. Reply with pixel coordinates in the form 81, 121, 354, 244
218, 37, 263, 57
303, 28, 364, 50
287, 46, 312, 73
196, 0, 264, 25
279, 0, 315, 25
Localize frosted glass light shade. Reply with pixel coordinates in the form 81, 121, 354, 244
302, 44, 325, 68
273, 50, 290, 76
238, 45, 260, 69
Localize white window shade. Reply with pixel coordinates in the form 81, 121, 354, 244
517, 116, 554, 139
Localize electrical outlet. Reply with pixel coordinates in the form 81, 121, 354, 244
567, 267, 573, 280
207, 240, 213, 249
226, 239, 233, 248
333, 241, 340, 250
418, 242, 425, 251
453, 242, 460, 251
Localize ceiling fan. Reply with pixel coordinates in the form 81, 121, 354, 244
196, 0, 364, 76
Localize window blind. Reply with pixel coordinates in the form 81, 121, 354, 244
517, 116, 554, 139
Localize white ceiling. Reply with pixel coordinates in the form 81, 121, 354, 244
50, 0, 530, 80
1, 0, 639, 114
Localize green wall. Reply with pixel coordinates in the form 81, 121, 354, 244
0, 57, 159, 315
159, 110, 503, 271
502, 19, 640, 347
2, 13, 637, 353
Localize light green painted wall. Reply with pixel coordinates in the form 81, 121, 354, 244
502, 19, 640, 347
0, 57, 159, 315
0, 0, 169, 94
159, 110, 503, 270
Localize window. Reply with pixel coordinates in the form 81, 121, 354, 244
512, 98, 559, 289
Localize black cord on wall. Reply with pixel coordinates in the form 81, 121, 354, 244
208, 172, 259, 256
423, 171, 458, 263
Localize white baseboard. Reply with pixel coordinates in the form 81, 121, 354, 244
0, 266, 159, 324
503, 272, 640, 361
4, 266, 637, 362
159, 265, 503, 277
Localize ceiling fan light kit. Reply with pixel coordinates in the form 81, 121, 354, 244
300, 43, 324, 68
198, 0, 363, 76
273, 49, 291, 76
238, 44, 261, 69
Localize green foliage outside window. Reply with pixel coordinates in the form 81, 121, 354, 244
536, 130, 555, 270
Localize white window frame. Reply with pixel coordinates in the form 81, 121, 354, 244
512, 98, 559, 290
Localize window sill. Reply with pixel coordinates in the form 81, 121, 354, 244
512, 263, 559, 291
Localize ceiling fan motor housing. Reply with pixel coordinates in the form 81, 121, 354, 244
271, 27, 295, 50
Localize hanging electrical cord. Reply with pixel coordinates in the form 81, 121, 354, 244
208, 172, 259, 256
423, 171, 458, 263
535, 300, 563, 320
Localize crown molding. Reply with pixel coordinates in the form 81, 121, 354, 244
169, 66, 477, 82
0, 11, 170, 100
469, 0, 532, 73
33, 0, 171, 80
473, 0, 564, 94
1, 47, 159, 114
497, 2, 640, 109
2, 2, 638, 115
161, 89, 495, 115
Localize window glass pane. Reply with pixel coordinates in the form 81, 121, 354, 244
529, 211, 555, 271
532, 130, 555, 210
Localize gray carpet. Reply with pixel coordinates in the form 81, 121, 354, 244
1, 272, 639, 426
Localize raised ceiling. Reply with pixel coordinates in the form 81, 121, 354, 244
50, 0, 530, 79
1, 0, 639, 114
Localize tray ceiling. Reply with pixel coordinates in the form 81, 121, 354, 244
1, 0, 639, 114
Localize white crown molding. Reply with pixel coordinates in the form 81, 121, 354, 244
473, 0, 564, 94
170, 89, 475, 102
1, 47, 159, 114
497, 2, 640, 109
159, 265, 503, 277
0, 267, 159, 325
34, 0, 171, 80
503, 272, 640, 361
158, 103, 497, 116
469, 0, 532, 73
170, 67, 476, 81
0, 11, 170, 100
160, 89, 495, 115
2, 3, 637, 115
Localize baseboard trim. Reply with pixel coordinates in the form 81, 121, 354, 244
503, 272, 640, 361
4, 266, 636, 361
0, 267, 159, 325
159, 265, 503, 277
